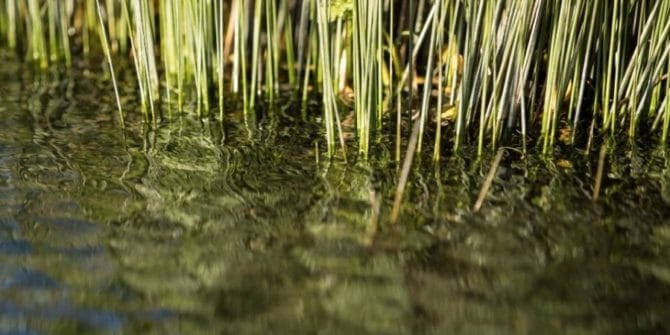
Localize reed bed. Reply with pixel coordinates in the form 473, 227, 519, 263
1, 0, 669, 159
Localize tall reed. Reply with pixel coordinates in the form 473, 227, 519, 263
0, 0, 669, 158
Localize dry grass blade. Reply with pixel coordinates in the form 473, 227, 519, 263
593, 144, 607, 201
473, 148, 505, 212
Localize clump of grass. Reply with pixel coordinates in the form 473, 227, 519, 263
26, 0, 48, 68
315, 0, 347, 159
94, 0, 123, 125
351, 0, 383, 158
0, 0, 669, 158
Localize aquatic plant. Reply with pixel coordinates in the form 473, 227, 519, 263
0, 0, 669, 158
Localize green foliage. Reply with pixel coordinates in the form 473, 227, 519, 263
328, 0, 352, 21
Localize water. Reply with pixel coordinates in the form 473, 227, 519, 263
1, 55, 670, 334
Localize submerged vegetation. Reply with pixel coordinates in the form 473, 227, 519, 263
0, 0, 669, 159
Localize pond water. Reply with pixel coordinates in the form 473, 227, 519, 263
1, 55, 670, 334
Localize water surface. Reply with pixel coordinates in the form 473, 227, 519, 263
1, 55, 670, 334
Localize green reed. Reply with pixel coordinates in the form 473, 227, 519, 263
95, 0, 123, 125
352, 0, 382, 157
0, 0, 669, 158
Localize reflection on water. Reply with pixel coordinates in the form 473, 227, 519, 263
1, 55, 670, 334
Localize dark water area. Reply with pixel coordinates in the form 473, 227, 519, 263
1, 55, 670, 334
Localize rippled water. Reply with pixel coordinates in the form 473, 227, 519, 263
1, 55, 670, 334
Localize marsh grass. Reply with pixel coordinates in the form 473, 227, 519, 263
0, 0, 669, 159
95, 0, 123, 125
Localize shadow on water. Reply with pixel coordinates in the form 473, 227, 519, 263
1, 54, 670, 334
